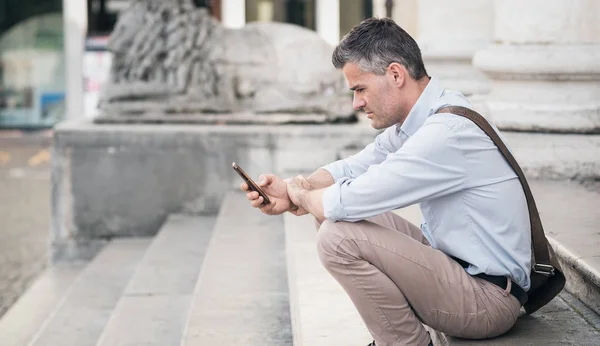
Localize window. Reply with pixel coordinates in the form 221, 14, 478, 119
246, 0, 316, 30
0, 0, 65, 128
340, 0, 373, 40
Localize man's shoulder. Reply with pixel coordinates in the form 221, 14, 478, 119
432, 89, 473, 113
426, 93, 479, 131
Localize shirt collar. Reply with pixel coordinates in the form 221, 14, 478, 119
397, 77, 445, 137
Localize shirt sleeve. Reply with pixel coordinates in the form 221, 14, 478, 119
321, 127, 396, 182
322, 121, 468, 222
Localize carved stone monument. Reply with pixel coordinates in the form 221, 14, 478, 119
96, 0, 355, 124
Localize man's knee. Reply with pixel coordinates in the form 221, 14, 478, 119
316, 220, 350, 268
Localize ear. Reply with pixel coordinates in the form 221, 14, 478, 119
387, 63, 406, 88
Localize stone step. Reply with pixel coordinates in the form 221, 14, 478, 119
503, 132, 600, 181
96, 215, 216, 346
284, 213, 371, 346
432, 292, 600, 346
29, 238, 151, 346
181, 192, 293, 345
529, 180, 600, 316
0, 263, 85, 346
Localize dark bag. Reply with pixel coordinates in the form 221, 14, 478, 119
436, 106, 566, 314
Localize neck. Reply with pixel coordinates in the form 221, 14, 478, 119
417, 76, 431, 93
399, 76, 430, 122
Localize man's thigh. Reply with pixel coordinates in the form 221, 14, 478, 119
315, 210, 428, 245
318, 219, 520, 339
366, 211, 429, 245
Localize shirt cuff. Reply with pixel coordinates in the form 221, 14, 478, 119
322, 177, 351, 221
320, 160, 347, 182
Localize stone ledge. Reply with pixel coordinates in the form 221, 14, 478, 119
473, 44, 600, 79
550, 238, 600, 316
94, 112, 356, 125
51, 120, 378, 262
503, 132, 600, 180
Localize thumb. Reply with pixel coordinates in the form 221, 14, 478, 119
258, 174, 275, 187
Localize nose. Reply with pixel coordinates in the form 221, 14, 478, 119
352, 92, 366, 111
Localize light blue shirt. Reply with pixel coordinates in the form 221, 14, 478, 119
321, 78, 532, 290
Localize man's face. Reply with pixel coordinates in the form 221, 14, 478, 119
342, 63, 405, 130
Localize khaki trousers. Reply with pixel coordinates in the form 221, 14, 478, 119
316, 212, 521, 346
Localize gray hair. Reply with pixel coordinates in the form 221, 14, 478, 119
332, 17, 428, 80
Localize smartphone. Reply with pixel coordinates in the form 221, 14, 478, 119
232, 162, 271, 204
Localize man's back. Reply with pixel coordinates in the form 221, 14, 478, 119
418, 111, 532, 291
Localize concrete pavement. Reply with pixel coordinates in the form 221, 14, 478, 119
0, 130, 52, 317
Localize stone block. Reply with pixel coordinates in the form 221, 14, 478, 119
51, 120, 377, 261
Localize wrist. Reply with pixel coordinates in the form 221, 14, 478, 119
297, 176, 312, 190
296, 187, 308, 208
288, 184, 304, 208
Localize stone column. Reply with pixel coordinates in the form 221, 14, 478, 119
316, 0, 340, 46
373, 0, 387, 18
374, 0, 419, 38
221, 0, 246, 28
63, 0, 87, 121
417, 0, 493, 96
391, 0, 419, 38
474, 0, 600, 133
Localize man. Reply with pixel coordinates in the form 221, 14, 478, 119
241, 18, 530, 346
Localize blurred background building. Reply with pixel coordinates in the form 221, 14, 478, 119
3, 0, 598, 133
0, 0, 65, 128
0, 0, 421, 128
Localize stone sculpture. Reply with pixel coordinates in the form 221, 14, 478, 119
97, 0, 355, 123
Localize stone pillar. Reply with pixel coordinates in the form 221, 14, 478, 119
391, 0, 419, 38
374, 0, 419, 38
373, 0, 387, 17
474, 0, 600, 133
417, 0, 493, 96
316, 0, 340, 46
221, 0, 246, 28
63, 0, 87, 121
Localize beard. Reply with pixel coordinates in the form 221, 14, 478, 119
368, 112, 399, 130
370, 118, 388, 130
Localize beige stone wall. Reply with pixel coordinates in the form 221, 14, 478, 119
474, 0, 600, 133
391, 0, 419, 38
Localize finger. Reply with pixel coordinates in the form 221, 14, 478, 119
240, 182, 249, 191
246, 191, 259, 201
260, 200, 276, 214
250, 196, 264, 208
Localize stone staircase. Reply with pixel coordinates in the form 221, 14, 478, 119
1, 182, 599, 345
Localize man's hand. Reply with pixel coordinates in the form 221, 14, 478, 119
286, 175, 311, 215
285, 176, 310, 216
241, 174, 297, 215
287, 175, 326, 222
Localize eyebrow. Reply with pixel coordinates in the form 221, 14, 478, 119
349, 84, 365, 91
